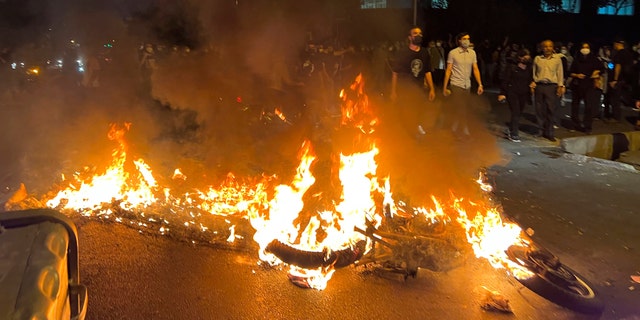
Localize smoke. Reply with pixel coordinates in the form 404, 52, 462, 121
0, 0, 166, 196
0, 1, 503, 210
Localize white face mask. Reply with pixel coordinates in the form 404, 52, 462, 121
560, 49, 568, 54
460, 39, 470, 48
580, 48, 590, 55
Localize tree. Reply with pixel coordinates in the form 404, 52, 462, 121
595, 0, 633, 14
540, 0, 580, 13
541, 0, 564, 12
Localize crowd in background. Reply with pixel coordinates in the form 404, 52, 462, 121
2, 31, 640, 133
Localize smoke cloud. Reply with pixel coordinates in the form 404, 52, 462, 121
0, 1, 502, 209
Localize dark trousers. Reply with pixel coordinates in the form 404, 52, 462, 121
570, 86, 599, 131
506, 91, 529, 136
535, 84, 559, 137
606, 82, 625, 121
449, 85, 472, 134
394, 85, 429, 135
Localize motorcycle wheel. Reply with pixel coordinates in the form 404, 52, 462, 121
507, 245, 604, 314
265, 239, 367, 269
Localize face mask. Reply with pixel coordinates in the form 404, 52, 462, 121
436, 42, 442, 47
580, 48, 590, 55
560, 49, 568, 54
411, 35, 423, 46
460, 39, 470, 48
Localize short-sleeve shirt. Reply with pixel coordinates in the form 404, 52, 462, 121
391, 47, 432, 87
612, 48, 634, 82
446, 47, 477, 89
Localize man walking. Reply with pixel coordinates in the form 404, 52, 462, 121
530, 39, 565, 141
607, 38, 634, 123
442, 32, 484, 137
390, 26, 436, 137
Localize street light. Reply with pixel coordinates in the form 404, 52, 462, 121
413, 0, 417, 25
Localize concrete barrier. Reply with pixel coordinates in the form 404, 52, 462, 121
560, 131, 640, 162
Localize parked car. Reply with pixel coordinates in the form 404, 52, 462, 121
0, 209, 87, 320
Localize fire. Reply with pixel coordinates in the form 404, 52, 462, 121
454, 200, 534, 279
30, 74, 537, 290
274, 108, 288, 123
340, 73, 378, 133
46, 123, 158, 215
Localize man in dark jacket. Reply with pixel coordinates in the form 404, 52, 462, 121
498, 49, 533, 142
607, 38, 634, 122
568, 42, 604, 134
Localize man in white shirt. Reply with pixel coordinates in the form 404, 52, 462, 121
442, 32, 484, 137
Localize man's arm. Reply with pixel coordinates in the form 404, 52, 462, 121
530, 57, 538, 93
443, 62, 453, 96
556, 59, 565, 96
425, 72, 435, 101
472, 62, 483, 95
611, 63, 621, 87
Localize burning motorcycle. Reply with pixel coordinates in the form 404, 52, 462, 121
264, 200, 605, 315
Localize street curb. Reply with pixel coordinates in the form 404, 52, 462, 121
489, 123, 639, 172
560, 131, 640, 162
561, 153, 639, 173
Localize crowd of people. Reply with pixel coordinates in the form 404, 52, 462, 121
3, 30, 640, 142
247, 29, 640, 143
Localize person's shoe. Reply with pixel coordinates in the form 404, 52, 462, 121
508, 134, 521, 142
553, 124, 560, 129
504, 128, 512, 138
543, 134, 556, 142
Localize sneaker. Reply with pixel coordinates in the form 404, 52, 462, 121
508, 135, 521, 142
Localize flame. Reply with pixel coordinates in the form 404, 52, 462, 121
35, 74, 537, 290
340, 73, 378, 133
274, 108, 287, 123
454, 200, 534, 279
46, 123, 157, 215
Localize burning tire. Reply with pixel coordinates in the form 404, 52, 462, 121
506, 245, 604, 314
265, 239, 367, 269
